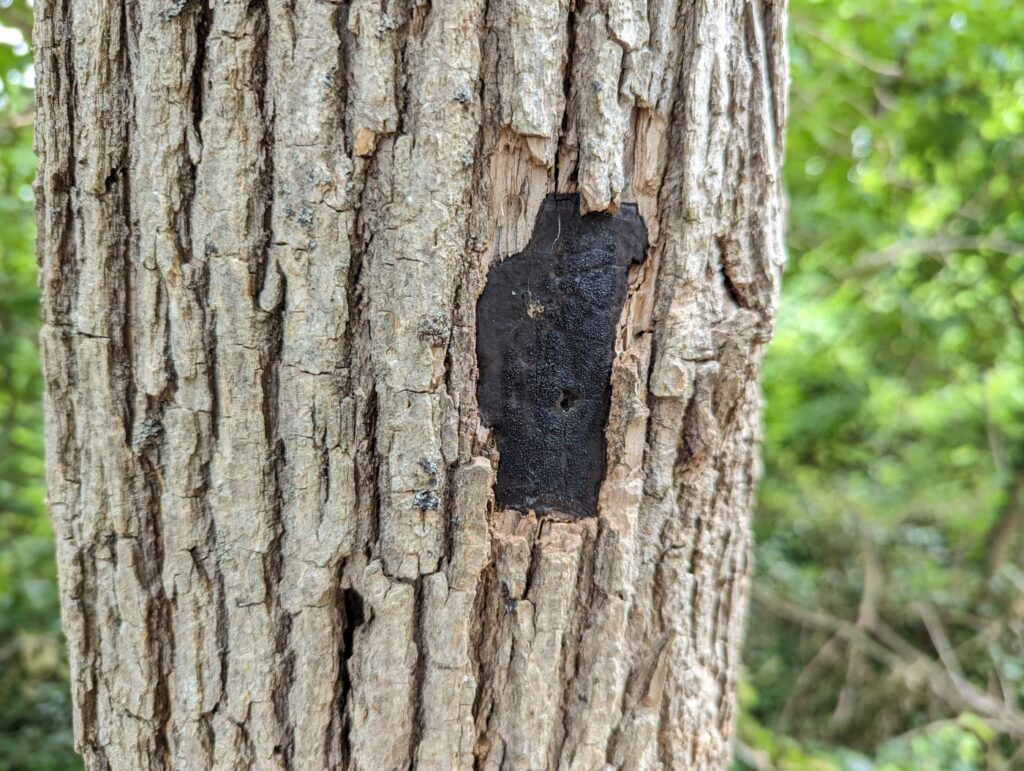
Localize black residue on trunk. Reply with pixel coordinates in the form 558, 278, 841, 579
476, 194, 648, 518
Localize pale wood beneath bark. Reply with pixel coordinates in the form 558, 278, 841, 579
34, 0, 787, 767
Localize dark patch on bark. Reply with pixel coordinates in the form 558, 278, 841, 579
476, 194, 646, 518
336, 585, 365, 767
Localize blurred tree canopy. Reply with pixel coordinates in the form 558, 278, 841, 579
740, 0, 1024, 769
0, 0, 1022, 769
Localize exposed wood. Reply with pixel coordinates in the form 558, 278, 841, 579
34, 0, 787, 767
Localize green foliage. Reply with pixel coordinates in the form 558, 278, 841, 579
0, 3, 79, 768
740, 702, 1005, 771
740, 0, 1024, 767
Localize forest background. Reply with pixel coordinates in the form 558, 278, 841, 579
1, 0, 1022, 768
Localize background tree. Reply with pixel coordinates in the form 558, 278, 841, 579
32, 1, 785, 770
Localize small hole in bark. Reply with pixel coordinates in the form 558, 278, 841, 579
342, 588, 365, 660
559, 389, 579, 411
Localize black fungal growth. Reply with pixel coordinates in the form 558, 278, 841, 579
476, 194, 648, 518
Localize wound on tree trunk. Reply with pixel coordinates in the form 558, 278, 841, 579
476, 194, 647, 518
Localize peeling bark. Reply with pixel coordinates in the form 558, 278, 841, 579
34, 0, 787, 768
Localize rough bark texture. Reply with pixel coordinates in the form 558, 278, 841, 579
34, 0, 786, 767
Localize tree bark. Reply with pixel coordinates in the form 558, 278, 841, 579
34, 0, 786, 767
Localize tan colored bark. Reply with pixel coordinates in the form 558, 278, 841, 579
34, 0, 787, 768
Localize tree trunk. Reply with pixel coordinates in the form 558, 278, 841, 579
34, 0, 786, 767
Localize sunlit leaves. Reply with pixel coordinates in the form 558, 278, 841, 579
744, 0, 1024, 767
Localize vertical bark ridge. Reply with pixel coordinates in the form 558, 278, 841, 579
37, 0, 787, 768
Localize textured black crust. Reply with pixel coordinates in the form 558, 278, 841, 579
476, 194, 648, 518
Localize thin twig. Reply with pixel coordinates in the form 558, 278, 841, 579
753, 589, 1024, 739
848, 234, 1024, 277
795, 21, 904, 78
915, 601, 965, 680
